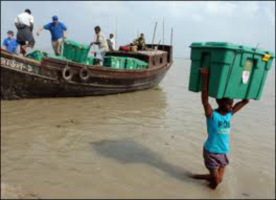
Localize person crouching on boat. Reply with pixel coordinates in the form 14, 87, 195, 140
14, 9, 35, 56
90, 26, 109, 65
36, 16, 67, 56
133, 33, 146, 51
2, 31, 19, 54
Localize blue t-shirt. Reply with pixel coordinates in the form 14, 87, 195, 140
44, 22, 67, 41
2, 37, 18, 54
204, 110, 233, 154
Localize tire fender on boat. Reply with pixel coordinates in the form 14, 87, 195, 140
79, 67, 90, 81
62, 67, 73, 81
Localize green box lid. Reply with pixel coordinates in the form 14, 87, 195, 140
190, 42, 275, 57
64, 39, 90, 49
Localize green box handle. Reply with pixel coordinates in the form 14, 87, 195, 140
240, 53, 254, 67
265, 59, 273, 70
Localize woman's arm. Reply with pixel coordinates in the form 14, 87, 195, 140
232, 99, 249, 114
201, 67, 213, 118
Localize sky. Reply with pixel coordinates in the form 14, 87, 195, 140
1, 1, 275, 58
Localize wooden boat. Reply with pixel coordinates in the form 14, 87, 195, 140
1, 44, 173, 100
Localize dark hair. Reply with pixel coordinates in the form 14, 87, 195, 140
25, 9, 31, 14
110, 33, 114, 37
7, 30, 14, 35
94, 26, 101, 31
216, 98, 233, 105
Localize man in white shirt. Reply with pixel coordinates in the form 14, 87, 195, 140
107, 33, 116, 51
90, 26, 109, 65
14, 9, 35, 56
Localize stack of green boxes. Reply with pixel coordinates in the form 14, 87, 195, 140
85, 56, 99, 65
85, 56, 94, 65
136, 60, 148, 69
27, 49, 149, 70
124, 57, 138, 69
27, 50, 67, 62
124, 58, 148, 70
63, 40, 91, 64
103, 56, 148, 70
103, 56, 126, 69
188, 42, 275, 100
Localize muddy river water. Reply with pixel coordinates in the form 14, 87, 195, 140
1, 59, 275, 198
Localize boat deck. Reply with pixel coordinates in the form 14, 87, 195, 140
138, 50, 168, 56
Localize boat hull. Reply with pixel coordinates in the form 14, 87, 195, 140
1, 63, 170, 100
1, 48, 172, 100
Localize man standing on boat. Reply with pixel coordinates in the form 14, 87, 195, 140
107, 33, 116, 51
90, 26, 109, 65
14, 9, 35, 56
2, 31, 19, 54
36, 16, 67, 56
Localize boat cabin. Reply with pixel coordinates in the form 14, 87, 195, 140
106, 44, 173, 69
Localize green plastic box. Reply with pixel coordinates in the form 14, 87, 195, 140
86, 56, 99, 65
63, 40, 76, 59
26, 50, 48, 61
188, 42, 275, 100
62, 40, 90, 64
137, 60, 148, 69
102, 56, 148, 70
125, 58, 138, 69
104, 56, 125, 69
27, 50, 69, 62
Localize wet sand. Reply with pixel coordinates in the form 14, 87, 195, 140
1, 183, 39, 199
1, 59, 275, 198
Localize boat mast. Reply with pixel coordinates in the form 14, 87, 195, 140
170, 27, 174, 46
115, 17, 118, 50
163, 18, 165, 50
152, 21, 158, 45
162, 18, 165, 45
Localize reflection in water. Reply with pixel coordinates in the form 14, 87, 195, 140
92, 139, 193, 183
1, 86, 168, 121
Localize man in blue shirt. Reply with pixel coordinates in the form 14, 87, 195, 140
2, 30, 19, 54
36, 16, 67, 55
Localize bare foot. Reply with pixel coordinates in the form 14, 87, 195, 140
208, 181, 218, 190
